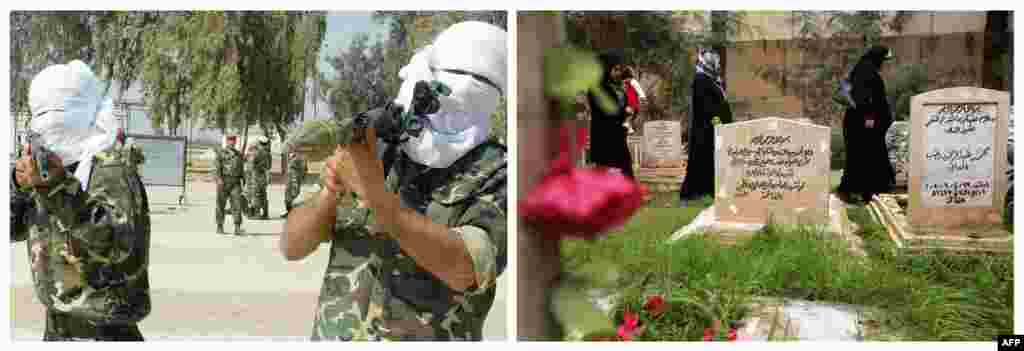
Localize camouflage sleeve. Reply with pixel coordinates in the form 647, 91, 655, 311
212, 149, 222, 180
453, 168, 507, 291
43, 161, 149, 324
10, 169, 31, 242
333, 207, 373, 241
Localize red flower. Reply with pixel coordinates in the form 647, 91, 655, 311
727, 328, 738, 341
643, 295, 668, 317
617, 309, 640, 341
703, 328, 714, 341
520, 126, 646, 240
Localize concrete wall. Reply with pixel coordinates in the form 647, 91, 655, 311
729, 31, 988, 127
731, 11, 987, 42
576, 11, 1000, 136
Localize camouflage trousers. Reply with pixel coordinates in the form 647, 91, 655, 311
216, 177, 244, 227
247, 177, 268, 217
310, 262, 451, 341
43, 309, 144, 341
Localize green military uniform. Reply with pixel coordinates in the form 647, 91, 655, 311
297, 140, 507, 341
249, 143, 272, 219
10, 148, 152, 341
214, 143, 245, 235
114, 142, 145, 177
244, 149, 258, 217
284, 153, 308, 213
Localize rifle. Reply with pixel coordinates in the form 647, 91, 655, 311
350, 79, 446, 146
288, 80, 447, 161
26, 131, 53, 183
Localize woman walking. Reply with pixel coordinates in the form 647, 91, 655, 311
679, 47, 732, 206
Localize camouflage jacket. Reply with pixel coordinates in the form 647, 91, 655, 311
304, 139, 507, 341
214, 146, 245, 180
252, 145, 272, 185
10, 148, 152, 326
287, 156, 308, 185
257, 145, 272, 174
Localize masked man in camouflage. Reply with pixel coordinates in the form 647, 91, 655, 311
10, 60, 152, 341
283, 150, 308, 216
214, 135, 246, 235
282, 21, 507, 341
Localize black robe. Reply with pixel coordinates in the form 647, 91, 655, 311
588, 79, 634, 179
838, 48, 895, 196
679, 72, 732, 201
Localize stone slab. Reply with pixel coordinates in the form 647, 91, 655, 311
908, 87, 1011, 229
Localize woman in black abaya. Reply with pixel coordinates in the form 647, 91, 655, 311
837, 46, 896, 203
587, 49, 635, 179
679, 48, 732, 206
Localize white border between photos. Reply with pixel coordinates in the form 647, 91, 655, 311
2, 1, 1022, 351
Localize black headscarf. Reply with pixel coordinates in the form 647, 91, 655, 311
596, 49, 627, 105
857, 45, 892, 70
598, 49, 626, 78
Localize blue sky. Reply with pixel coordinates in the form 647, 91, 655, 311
319, 12, 391, 79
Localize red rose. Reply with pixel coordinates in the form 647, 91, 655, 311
643, 295, 668, 317
617, 309, 641, 341
520, 126, 645, 240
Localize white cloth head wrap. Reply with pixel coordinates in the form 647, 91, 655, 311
28, 60, 117, 191
394, 21, 506, 169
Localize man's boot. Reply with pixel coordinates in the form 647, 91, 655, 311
216, 222, 226, 235
235, 224, 246, 236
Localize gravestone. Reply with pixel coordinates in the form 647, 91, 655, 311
885, 121, 911, 188
714, 117, 831, 226
908, 87, 1010, 229
642, 120, 683, 168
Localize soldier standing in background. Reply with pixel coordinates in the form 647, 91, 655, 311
125, 137, 145, 177
282, 150, 307, 217
244, 143, 259, 218
214, 135, 246, 236
252, 136, 273, 219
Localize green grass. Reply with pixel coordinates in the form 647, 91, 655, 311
561, 193, 704, 273
561, 198, 1013, 341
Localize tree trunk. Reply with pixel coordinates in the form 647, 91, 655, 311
982, 11, 1011, 93
241, 103, 253, 157
711, 11, 729, 90
301, 78, 308, 123
517, 13, 565, 341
